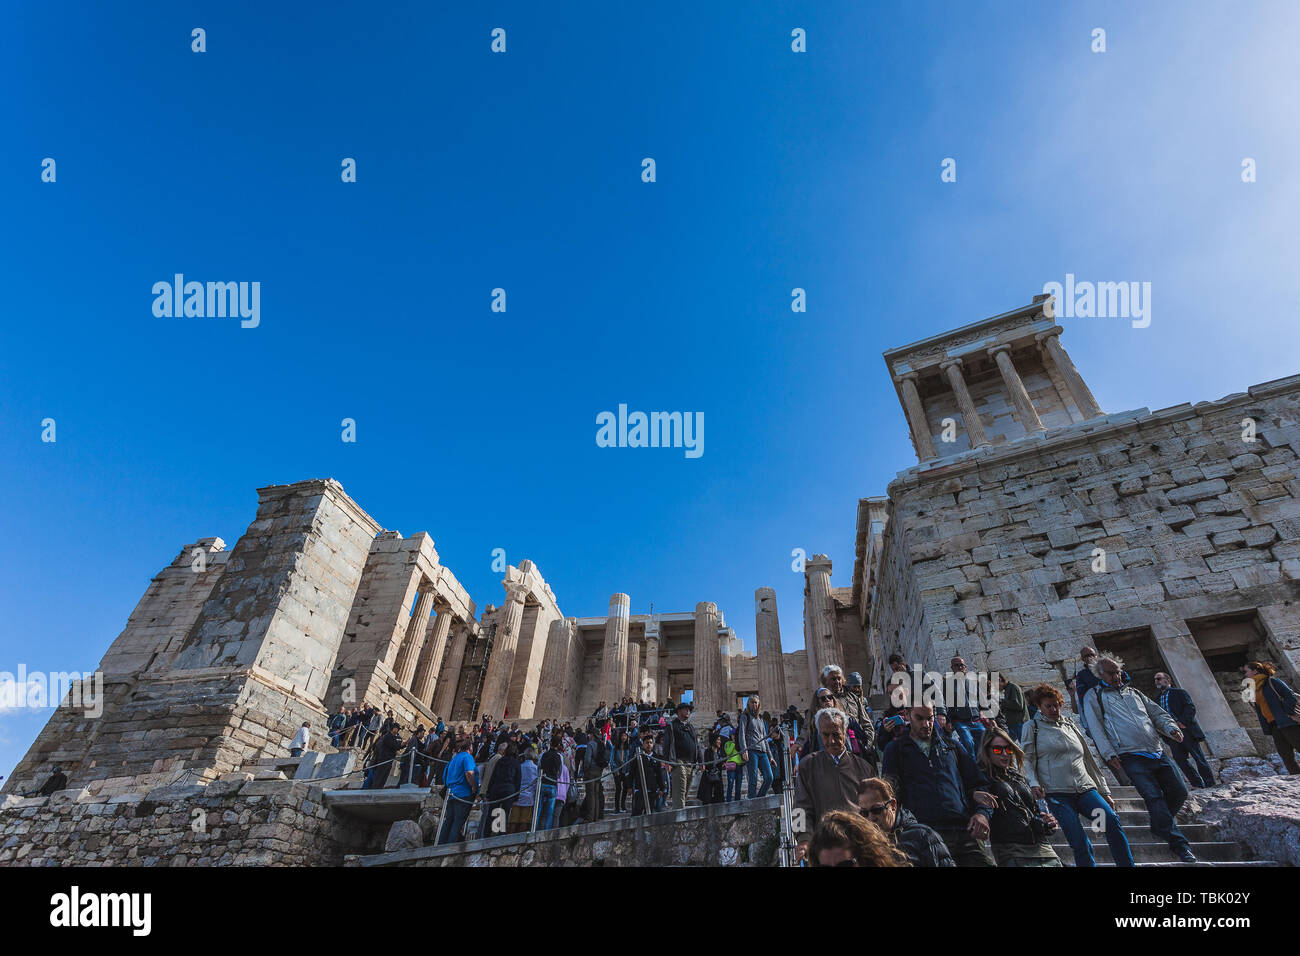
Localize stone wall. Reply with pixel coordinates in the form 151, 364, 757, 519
0, 778, 387, 867
354, 796, 783, 867
871, 375, 1300, 756
3, 479, 382, 797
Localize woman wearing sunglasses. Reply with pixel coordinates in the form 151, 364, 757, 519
806, 810, 910, 867
856, 776, 954, 867
975, 730, 1062, 866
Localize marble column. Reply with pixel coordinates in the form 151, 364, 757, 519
755, 587, 787, 710
392, 586, 436, 688
693, 601, 721, 717
1037, 329, 1103, 419
536, 617, 573, 715
411, 607, 453, 705
599, 593, 630, 706
897, 371, 938, 461
643, 618, 661, 703
988, 344, 1045, 433
432, 618, 472, 719
805, 555, 840, 683
940, 357, 990, 448
625, 641, 642, 700
479, 583, 529, 719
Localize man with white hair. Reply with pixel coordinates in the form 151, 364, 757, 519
1083, 652, 1197, 864
792, 707, 874, 862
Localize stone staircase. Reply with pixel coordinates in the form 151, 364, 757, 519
1051, 784, 1274, 866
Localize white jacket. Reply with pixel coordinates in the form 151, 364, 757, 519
1021, 714, 1109, 797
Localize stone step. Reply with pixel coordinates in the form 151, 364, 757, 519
1050, 822, 1217, 845
1070, 860, 1275, 868
1056, 840, 1246, 863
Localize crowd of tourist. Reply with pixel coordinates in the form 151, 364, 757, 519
312, 649, 1300, 866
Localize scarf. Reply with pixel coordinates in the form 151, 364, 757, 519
1253, 674, 1274, 723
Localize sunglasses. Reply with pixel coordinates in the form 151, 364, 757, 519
862, 802, 892, 815
989, 746, 1014, 755
816, 695, 834, 703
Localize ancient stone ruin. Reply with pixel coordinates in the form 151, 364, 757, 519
6, 291, 1300, 866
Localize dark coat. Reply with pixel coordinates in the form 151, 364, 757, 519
661, 715, 701, 764
1255, 677, 1299, 734
1001, 682, 1028, 725
881, 732, 992, 830
890, 807, 956, 867
984, 770, 1048, 848
486, 754, 521, 800
1160, 687, 1206, 741
629, 746, 666, 793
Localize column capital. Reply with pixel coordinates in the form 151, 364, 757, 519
1034, 328, 1062, 345
986, 342, 1013, 358
898, 369, 921, 383
504, 581, 530, 603
806, 554, 832, 574
938, 356, 965, 371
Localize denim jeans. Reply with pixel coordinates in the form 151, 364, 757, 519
1119, 753, 1191, 852
536, 784, 557, 831
1047, 788, 1134, 867
437, 795, 472, 845
951, 720, 983, 758
725, 767, 742, 801
745, 751, 774, 799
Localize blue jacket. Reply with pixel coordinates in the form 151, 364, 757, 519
1255, 677, 1298, 734
881, 732, 993, 830
1158, 687, 1205, 741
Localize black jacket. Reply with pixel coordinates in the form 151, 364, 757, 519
486, 754, 521, 800
984, 769, 1049, 847
1160, 687, 1206, 741
890, 807, 956, 867
661, 716, 701, 764
539, 748, 564, 784
373, 730, 404, 767
628, 746, 667, 792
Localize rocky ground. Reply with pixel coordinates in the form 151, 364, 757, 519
1181, 756, 1300, 865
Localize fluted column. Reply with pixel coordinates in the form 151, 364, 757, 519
693, 601, 721, 717
988, 344, 1045, 433
392, 586, 436, 688
411, 608, 453, 705
479, 582, 529, 719
1037, 329, 1103, 419
805, 555, 840, 683
625, 641, 641, 700
897, 372, 938, 461
433, 617, 475, 718
643, 619, 661, 703
536, 617, 573, 715
940, 357, 990, 448
599, 593, 630, 705
755, 587, 787, 710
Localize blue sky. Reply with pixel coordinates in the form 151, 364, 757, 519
2, 1, 1298, 779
